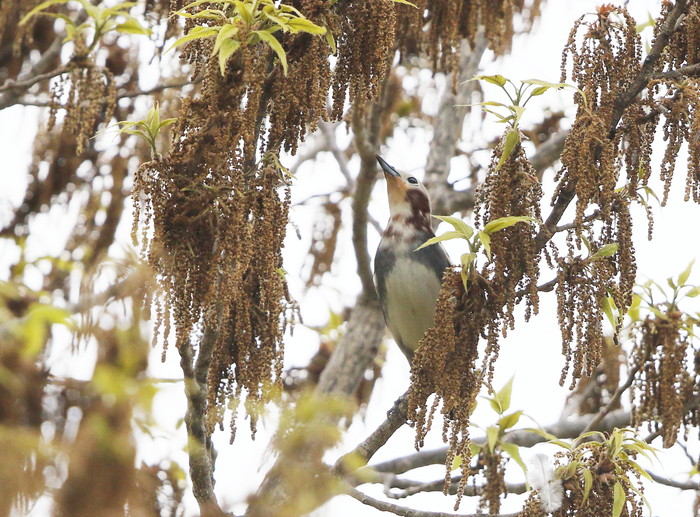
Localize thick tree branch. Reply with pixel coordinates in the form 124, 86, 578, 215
345, 485, 520, 517
424, 32, 487, 217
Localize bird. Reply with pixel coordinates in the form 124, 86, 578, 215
373, 155, 451, 363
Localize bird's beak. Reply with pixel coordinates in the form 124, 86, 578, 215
376, 155, 400, 178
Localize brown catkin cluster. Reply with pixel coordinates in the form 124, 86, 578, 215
630, 315, 699, 448
151, 0, 543, 441
52, 65, 116, 155
652, 79, 700, 204
558, 6, 642, 226
408, 270, 494, 509
478, 449, 507, 515
330, 0, 397, 119
475, 136, 543, 326
555, 254, 617, 388
640, 5, 700, 206
554, 447, 644, 517
397, 0, 542, 74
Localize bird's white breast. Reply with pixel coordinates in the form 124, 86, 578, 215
381, 252, 443, 353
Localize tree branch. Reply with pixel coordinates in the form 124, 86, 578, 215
424, 33, 487, 217
366, 409, 633, 476
345, 485, 520, 517
647, 471, 700, 491
336, 392, 409, 471
653, 62, 700, 81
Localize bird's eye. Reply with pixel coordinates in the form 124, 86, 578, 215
407, 177, 418, 185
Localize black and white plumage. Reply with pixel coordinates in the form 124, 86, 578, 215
373, 155, 451, 362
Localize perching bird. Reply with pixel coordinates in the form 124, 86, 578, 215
373, 155, 451, 363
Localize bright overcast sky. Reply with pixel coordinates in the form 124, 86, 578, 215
2, 1, 699, 516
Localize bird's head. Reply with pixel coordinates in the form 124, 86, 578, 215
376, 155, 432, 236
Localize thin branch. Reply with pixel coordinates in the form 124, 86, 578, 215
580, 363, 642, 437
0, 38, 67, 110
345, 486, 520, 517
425, 33, 487, 217
319, 120, 354, 186
336, 393, 409, 471
367, 409, 633, 476
116, 78, 200, 99
383, 475, 526, 499
647, 471, 700, 490
653, 62, 700, 81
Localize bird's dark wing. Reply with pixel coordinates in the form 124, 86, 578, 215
373, 245, 395, 323
412, 231, 452, 275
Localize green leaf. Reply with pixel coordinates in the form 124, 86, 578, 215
529, 85, 550, 97
166, 26, 220, 53
386, 0, 418, 6
469, 442, 482, 457
627, 293, 642, 321
590, 243, 619, 260
494, 377, 514, 414
685, 285, 700, 298
474, 74, 507, 87
460, 252, 476, 291
581, 468, 593, 505
486, 425, 499, 452
601, 295, 619, 329
498, 410, 522, 431
496, 129, 519, 170
478, 231, 491, 260
20, 0, 70, 25
234, 0, 254, 24
523, 427, 558, 441
115, 18, 151, 35
548, 439, 573, 451
254, 30, 288, 75
522, 78, 570, 90
432, 215, 474, 239
324, 29, 337, 54
500, 442, 527, 473
218, 38, 242, 75
213, 23, 240, 55
678, 259, 695, 286
483, 215, 537, 235
612, 481, 626, 517
415, 231, 465, 251
285, 17, 326, 34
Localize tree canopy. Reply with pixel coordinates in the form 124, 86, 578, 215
1, 1, 699, 516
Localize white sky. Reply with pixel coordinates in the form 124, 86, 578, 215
2, 1, 699, 516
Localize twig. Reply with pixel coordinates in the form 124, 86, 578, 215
647, 471, 700, 490
384, 475, 526, 499
336, 393, 409, 471
610, 0, 688, 131
116, 78, 200, 99
653, 62, 700, 81
0, 35, 67, 110
345, 485, 521, 517
319, 120, 354, 186
579, 363, 642, 437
